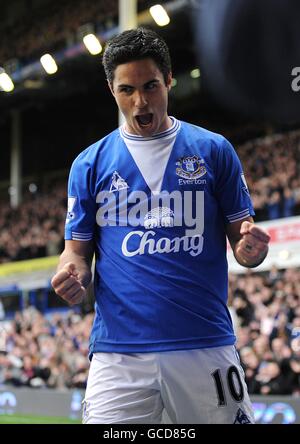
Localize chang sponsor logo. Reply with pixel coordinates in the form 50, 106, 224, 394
121, 231, 203, 257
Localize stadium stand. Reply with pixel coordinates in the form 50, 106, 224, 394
0, 0, 118, 64
230, 267, 300, 395
0, 307, 92, 389
238, 130, 300, 222
0, 181, 66, 264
0, 0, 169, 65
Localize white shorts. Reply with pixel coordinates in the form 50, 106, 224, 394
82, 346, 254, 424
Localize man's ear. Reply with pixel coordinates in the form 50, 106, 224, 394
166, 72, 172, 91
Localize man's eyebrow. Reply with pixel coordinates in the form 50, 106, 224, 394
117, 83, 133, 89
117, 79, 159, 89
144, 79, 159, 86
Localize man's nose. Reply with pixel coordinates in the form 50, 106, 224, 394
134, 91, 147, 108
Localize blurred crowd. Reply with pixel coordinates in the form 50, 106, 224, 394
1, 265, 300, 393
0, 0, 160, 65
0, 307, 92, 390
238, 130, 300, 221
0, 183, 66, 264
230, 266, 300, 396
0, 0, 118, 64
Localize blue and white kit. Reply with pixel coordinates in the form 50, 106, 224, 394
65, 118, 255, 356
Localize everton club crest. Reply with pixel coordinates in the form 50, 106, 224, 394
176, 155, 206, 180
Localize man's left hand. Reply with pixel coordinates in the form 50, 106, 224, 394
237, 221, 271, 265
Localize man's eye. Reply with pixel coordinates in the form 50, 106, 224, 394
146, 83, 157, 90
120, 87, 132, 94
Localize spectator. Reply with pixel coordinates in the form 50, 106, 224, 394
1, 307, 90, 389
282, 187, 296, 218
267, 191, 281, 220
239, 346, 260, 394
253, 360, 291, 395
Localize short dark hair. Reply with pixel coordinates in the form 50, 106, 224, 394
102, 27, 172, 85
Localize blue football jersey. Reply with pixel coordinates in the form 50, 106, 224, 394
65, 120, 255, 355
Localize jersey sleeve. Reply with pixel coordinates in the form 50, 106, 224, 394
214, 138, 255, 224
64, 150, 97, 241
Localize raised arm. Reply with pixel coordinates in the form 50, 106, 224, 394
51, 240, 94, 305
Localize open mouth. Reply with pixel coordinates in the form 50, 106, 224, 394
135, 113, 153, 128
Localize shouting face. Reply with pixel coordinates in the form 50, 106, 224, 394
109, 58, 172, 137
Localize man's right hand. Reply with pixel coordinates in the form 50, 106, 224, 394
51, 262, 87, 305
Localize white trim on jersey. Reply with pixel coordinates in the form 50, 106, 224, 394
227, 209, 251, 223
71, 231, 93, 241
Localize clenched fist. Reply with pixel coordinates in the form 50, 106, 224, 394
237, 221, 270, 265
51, 262, 87, 306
